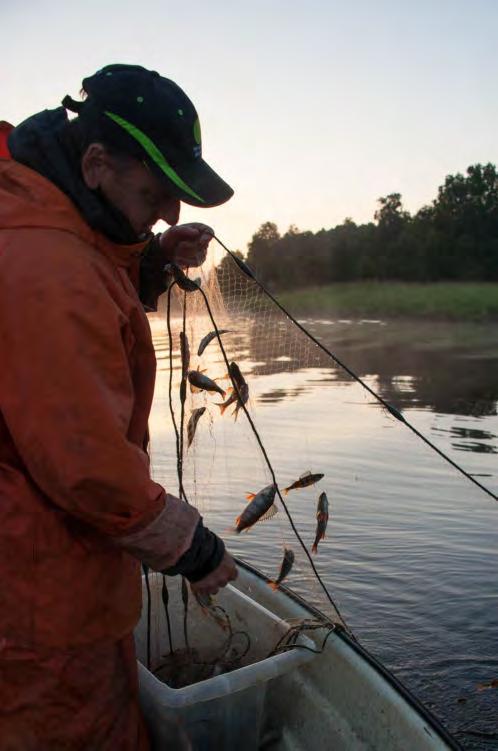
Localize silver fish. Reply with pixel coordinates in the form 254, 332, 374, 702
235, 484, 277, 533
283, 471, 324, 495
180, 332, 190, 380
269, 548, 295, 590
187, 407, 206, 447
188, 369, 226, 398
197, 329, 231, 357
312, 492, 329, 554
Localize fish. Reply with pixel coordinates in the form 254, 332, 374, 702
232, 382, 249, 420
268, 548, 295, 590
311, 492, 329, 554
217, 362, 249, 418
283, 471, 324, 495
187, 407, 206, 447
193, 592, 231, 631
179, 379, 187, 404
188, 369, 226, 398
197, 329, 231, 357
476, 679, 498, 692
164, 263, 200, 292
179, 332, 190, 380
193, 591, 213, 609
235, 483, 278, 533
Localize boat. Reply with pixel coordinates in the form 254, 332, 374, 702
135, 559, 461, 750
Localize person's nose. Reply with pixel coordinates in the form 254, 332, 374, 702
160, 197, 181, 226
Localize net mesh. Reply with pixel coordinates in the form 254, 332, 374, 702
147, 246, 355, 627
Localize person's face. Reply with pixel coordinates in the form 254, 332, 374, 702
81, 143, 181, 237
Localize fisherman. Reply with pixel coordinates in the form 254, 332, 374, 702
0, 64, 237, 749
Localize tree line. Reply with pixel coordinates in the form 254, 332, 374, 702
219, 163, 498, 290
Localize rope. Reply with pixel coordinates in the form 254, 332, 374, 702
166, 285, 190, 504
178, 289, 188, 501
161, 575, 174, 654
143, 564, 152, 669
214, 236, 498, 504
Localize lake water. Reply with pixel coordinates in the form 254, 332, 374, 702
148, 314, 498, 750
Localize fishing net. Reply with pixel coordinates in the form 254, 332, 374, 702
146, 243, 352, 644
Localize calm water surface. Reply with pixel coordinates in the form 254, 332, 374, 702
149, 316, 498, 749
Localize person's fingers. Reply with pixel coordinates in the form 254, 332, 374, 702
174, 245, 207, 267
186, 222, 214, 236
193, 585, 219, 597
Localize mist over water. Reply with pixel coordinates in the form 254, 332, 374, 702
149, 315, 498, 749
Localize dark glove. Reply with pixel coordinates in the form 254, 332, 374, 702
162, 517, 225, 583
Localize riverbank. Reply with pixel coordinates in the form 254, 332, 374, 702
277, 282, 498, 320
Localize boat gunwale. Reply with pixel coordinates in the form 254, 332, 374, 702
234, 556, 463, 751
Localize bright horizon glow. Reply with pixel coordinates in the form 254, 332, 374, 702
2, 1, 497, 254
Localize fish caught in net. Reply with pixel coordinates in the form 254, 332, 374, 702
147, 245, 350, 661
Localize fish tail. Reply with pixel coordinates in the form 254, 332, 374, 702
283, 488, 289, 496
233, 517, 243, 534
311, 543, 318, 554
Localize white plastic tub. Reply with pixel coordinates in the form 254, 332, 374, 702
135, 573, 316, 750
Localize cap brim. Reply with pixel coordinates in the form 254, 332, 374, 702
148, 156, 234, 208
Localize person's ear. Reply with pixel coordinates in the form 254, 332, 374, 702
81, 143, 110, 190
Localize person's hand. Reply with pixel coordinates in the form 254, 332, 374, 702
159, 222, 214, 269
190, 551, 238, 597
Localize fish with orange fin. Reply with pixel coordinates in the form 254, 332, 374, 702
188, 368, 226, 398
217, 361, 249, 418
193, 591, 231, 631
283, 471, 324, 495
269, 548, 295, 590
476, 679, 498, 692
235, 483, 277, 533
311, 492, 329, 554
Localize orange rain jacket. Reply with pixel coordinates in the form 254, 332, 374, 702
0, 157, 200, 650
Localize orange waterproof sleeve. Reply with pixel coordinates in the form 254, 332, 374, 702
0, 229, 196, 545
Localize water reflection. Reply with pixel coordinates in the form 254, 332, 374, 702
259, 386, 309, 403
433, 426, 497, 454
150, 314, 498, 454
243, 316, 498, 417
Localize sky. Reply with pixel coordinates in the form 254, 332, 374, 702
2, 0, 498, 254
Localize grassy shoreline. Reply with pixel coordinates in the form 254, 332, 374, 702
276, 282, 498, 321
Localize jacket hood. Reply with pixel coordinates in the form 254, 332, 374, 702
0, 158, 149, 268
6, 108, 145, 244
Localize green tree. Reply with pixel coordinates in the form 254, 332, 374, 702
246, 222, 281, 286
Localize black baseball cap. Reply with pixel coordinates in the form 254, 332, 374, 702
62, 63, 233, 208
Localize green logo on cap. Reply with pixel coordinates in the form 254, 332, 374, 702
193, 118, 201, 146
